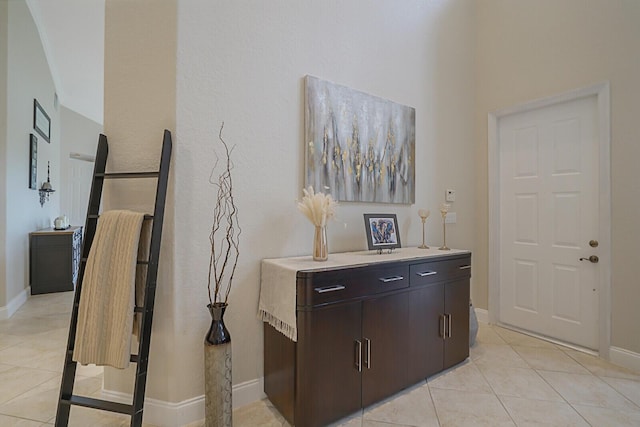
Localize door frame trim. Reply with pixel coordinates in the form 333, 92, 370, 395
488, 82, 611, 357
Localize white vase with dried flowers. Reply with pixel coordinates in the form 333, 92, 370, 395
297, 186, 337, 261
204, 123, 240, 427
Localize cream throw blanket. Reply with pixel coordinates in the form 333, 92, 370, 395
73, 210, 150, 369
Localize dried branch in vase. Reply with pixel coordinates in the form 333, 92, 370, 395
208, 122, 241, 306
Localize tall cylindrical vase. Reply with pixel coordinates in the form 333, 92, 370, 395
205, 303, 232, 427
313, 225, 328, 261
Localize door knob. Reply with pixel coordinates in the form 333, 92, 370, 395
579, 255, 599, 263
589, 240, 599, 248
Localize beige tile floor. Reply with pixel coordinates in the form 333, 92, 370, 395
1, 292, 640, 426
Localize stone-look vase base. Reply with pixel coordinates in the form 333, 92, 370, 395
205, 341, 232, 427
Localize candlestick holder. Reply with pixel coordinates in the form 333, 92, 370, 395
439, 203, 450, 251
418, 209, 430, 249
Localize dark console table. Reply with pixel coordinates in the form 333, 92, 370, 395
29, 226, 82, 295
259, 248, 471, 427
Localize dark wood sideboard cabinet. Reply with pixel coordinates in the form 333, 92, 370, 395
263, 250, 471, 427
29, 226, 82, 295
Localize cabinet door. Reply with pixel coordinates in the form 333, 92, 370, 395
296, 302, 362, 427
407, 284, 445, 382
444, 278, 470, 369
361, 292, 409, 407
263, 323, 296, 425
30, 234, 74, 294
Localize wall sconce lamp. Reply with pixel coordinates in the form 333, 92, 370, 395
39, 161, 55, 207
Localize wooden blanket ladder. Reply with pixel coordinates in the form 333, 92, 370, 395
55, 130, 172, 426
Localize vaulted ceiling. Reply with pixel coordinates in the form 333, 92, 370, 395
26, 0, 104, 124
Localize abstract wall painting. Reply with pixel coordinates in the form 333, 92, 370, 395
305, 75, 415, 204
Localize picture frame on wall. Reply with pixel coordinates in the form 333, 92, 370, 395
305, 76, 416, 204
29, 134, 37, 189
33, 99, 50, 143
363, 213, 401, 252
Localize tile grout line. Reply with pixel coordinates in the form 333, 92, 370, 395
563, 347, 640, 413
496, 326, 599, 426
488, 325, 599, 426
424, 380, 443, 427
504, 326, 640, 425
527, 359, 594, 426
470, 349, 519, 426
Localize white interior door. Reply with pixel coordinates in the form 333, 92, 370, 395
498, 94, 601, 350
67, 158, 94, 226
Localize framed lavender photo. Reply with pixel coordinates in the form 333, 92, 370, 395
363, 213, 401, 252
29, 134, 37, 189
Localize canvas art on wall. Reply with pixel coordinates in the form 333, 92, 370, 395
305, 75, 415, 204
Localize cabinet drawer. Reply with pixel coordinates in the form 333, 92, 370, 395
409, 255, 471, 287
298, 264, 409, 306
33, 234, 69, 247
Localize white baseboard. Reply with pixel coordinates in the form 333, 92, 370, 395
233, 377, 266, 408
475, 307, 489, 324
609, 346, 640, 374
0, 287, 29, 319
101, 389, 204, 427
102, 376, 265, 426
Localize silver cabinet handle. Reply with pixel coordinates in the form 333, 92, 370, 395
355, 340, 362, 372
314, 285, 346, 293
417, 271, 437, 277
440, 314, 446, 338
447, 313, 452, 338
459, 265, 471, 270
364, 338, 371, 369
379, 275, 404, 283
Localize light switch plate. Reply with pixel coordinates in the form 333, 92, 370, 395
446, 189, 456, 202
445, 212, 457, 224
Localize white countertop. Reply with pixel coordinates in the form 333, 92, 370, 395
30, 226, 82, 235
263, 247, 471, 273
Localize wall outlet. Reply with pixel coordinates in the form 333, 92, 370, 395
446, 189, 456, 202
445, 212, 457, 224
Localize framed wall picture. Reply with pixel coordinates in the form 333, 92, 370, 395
33, 99, 50, 143
305, 75, 415, 204
363, 213, 401, 252
29, 134, 37, 189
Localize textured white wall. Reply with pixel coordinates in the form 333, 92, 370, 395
175, 0, 477, 402
3, 0, 60, 308
102, 0, 177, 403
475, 0, 640, 354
